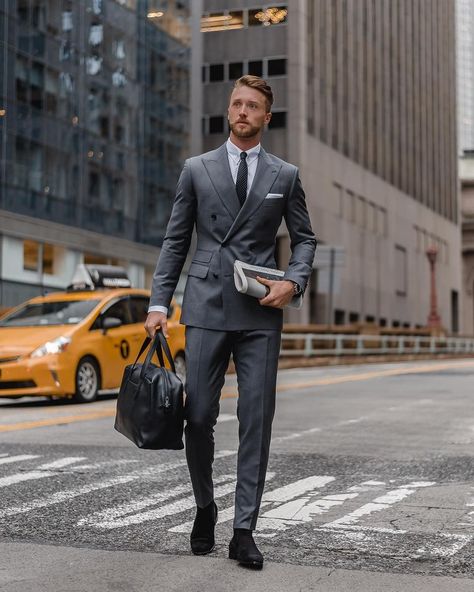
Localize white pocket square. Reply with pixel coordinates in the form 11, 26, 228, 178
265, 193, 284, 199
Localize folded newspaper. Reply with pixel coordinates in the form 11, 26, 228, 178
233, 260, 303, 309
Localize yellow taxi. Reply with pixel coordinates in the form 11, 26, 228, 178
0, 265, 185, 403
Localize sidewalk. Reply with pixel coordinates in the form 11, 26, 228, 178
1, 541, 473, 592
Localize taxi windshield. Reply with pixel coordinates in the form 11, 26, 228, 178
0, 300, 100, 327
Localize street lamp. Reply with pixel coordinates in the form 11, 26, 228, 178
426, 245, 442, 329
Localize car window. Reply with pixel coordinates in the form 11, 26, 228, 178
0, 300, 100, 327
91, 298, 132, 331
129, 296, 149, 324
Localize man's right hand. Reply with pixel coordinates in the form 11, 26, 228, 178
144, 311, 168, 338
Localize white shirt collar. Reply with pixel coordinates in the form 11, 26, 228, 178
226, 138, 261, 161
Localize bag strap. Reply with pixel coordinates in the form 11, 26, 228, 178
131, 337, 151, 371
139, 330, 176, 378
155, 329, 176, 374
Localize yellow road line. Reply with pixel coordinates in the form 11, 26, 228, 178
0, 409, 115, 433
221, 359, 474, 399
2, 359, 473, 431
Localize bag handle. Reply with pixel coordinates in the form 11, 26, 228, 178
138, 330, 176, 379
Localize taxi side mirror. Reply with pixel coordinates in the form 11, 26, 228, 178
102, 316, 122, 334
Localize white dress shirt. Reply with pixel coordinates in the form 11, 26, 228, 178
148, 138, 262, 314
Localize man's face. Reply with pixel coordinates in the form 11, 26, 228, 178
228, 85, 272, 139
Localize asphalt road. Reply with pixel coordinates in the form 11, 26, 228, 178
1, 358, 474, 592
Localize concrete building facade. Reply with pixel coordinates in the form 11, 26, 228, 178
199, 0, 461, 331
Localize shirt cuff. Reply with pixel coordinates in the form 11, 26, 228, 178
148, 305, 168, 315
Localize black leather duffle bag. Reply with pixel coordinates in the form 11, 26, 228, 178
114, 330, 184, 450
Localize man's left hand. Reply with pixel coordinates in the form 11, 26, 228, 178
257, 277, 295, 308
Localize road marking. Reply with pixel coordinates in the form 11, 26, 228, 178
79, 473, 234, 528
72, 460, 139, 470
0, 409, 115, 433
221, 360, 474, 398
218, 413, 237, 422
3, 360, 473, 432
91, 481, 238, 529
317, 526, 472, 558
263, 492, 359, 522
0, 454, 40, 465
262, 475, 335, 503
321, 481, 436, 529
273, 427, 321, 442
168, 473, 276, 533
36, 457, 87, 470
0, 471, 59, 488
0, 451, 236, 517
0, 457, 88, 488
412, 533, 473, 558
0, 475, 139, 517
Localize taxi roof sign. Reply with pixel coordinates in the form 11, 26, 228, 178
69, 264, 132, 291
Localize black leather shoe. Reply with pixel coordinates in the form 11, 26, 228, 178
190, 501, 218, 555
228, 528, 263, 570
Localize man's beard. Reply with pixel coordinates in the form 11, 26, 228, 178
229, 120, 262, 138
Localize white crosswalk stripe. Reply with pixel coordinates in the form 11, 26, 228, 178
321, 481, 436, 529
0, 454, 41, 466
168, 473, 276, 533
79, 474, 234, 528
0, 451, 473, 562
90, 480, 238, 529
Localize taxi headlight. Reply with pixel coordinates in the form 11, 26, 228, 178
30, 336, 71, 358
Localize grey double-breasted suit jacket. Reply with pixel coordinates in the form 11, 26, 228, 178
150, 142, 317, 331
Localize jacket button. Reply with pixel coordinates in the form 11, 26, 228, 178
213, 273, 219, 279
211, 214, 217, 220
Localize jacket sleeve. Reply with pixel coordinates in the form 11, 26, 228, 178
149, 159, 197, 309
282, 167, 317, 292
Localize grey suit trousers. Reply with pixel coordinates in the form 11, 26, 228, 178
184, 325, 281, 530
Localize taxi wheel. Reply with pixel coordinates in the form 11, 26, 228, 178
173, 352, 186, 384
74, 357, 101, 403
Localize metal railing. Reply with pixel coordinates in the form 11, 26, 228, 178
280, 333, 474, 357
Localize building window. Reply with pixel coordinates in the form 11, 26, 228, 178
201, 11, 244, 32
334, 309, 345, 325
23, 240, 40, 271
229, 62, 243, 80
248, 60, 263, 77
23, 240, 55, 274
395, 245, 407, 297
250, 7, 288, 27
209, 63, 224, 82
269, 111, 286, 129
42, 243, 54, 274
349, 312, 359, 323
267, 58, 286, 76
209, 115, 224, 134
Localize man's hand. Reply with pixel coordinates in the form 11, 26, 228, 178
144, 311, 168, 338
257, 277, 295, 309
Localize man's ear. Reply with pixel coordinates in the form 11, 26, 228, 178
265, 112, 272, 126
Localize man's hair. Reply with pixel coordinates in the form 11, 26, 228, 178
231, 75, 274, 113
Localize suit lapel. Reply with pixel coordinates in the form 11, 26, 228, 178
223, 148, 281, 242
202, 144, 241, 219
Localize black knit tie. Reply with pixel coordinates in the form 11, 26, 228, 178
235, 151, 248, 207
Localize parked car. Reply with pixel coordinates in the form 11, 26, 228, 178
0, 265, 185, 403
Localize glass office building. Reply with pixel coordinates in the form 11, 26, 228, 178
0, 0, 191, 305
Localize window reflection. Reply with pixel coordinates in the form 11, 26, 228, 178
62, 11, 73, 31
89, 24, 103, 46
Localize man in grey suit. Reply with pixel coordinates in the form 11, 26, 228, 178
145, 75, 316, 569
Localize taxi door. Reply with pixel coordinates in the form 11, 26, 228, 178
88, 297, 140, 389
